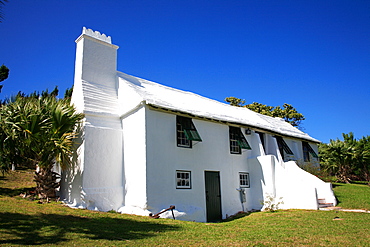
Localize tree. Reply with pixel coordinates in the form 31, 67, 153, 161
0, 0, 9, 92
0, 93, 84, 199
319, 132, 370, 184
225, 97, 305, 128
225, 97, 246, 107
319, 135, 355, 183
353, 135, 370, 183
0, 0, 8, 23
64, 87, 73, 99
0, 64, 9, 93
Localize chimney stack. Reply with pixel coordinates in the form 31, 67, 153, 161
74, 27, 119, 89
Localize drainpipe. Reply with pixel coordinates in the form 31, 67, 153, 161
119, 100, 147, 119
236, 188, 246, 212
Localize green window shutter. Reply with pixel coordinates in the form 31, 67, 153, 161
178, 116, 202, 142
306, 143, 319, 158
276, 137, 294, 155
184, 129, 202, 142
232, 127, 251, 150
237, 138, 251, 149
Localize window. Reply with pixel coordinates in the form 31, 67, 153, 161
302, 141, 318, 162
176, 171, 191, 189
229, 126, 251, 154
276, 136, 294, 160
176, 116, 202, 148
239, 172, 250, 188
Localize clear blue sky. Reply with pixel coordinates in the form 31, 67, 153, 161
1, 0, 369, 143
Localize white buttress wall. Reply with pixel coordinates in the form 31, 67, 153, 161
119, 106, 149, 215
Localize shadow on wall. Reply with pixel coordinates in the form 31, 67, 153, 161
60, 168, 83, 207
0, 212, 179, 245
60, 130, 84, 206
247, 157, 265, 211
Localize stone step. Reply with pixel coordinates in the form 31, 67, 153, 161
318, 203, 334, 208
317, 198, 326, 203
317, 198, 334, 208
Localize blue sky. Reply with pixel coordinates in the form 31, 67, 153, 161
0, 0, 369, 143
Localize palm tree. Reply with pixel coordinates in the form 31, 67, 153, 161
0, 64, 9, 93
319, 137, 355, 183
0, 95, 84, 199
319, 132, 370, 184
35, 97, 84, 198
0, 97, 35, 172
353, 136, 370, 184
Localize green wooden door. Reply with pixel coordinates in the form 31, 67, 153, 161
205, 171, 222, 222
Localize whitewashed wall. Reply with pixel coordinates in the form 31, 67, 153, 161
142, 110, 334, 221
143, 109, 269, 222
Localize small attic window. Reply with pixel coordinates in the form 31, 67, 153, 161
176, 116, 202, 148
229, 126, 251, 154
302, 141, 319, 162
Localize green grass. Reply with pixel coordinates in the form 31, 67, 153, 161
1, 170, 370, 246
333, 182, 370, 210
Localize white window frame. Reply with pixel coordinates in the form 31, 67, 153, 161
239, 172, 250, 188
176, 170, 191, 189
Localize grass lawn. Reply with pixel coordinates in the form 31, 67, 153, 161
1, 170, 370, 246
333, 182, 370, 210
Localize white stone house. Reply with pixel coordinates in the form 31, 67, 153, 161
61, 28, 336, 222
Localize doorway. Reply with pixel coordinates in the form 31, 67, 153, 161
204, 171, 222, 222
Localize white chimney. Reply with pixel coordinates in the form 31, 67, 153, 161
74, 27, 119, 89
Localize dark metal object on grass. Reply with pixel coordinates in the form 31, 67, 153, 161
149, 205, 176, 220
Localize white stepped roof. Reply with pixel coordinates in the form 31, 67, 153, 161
118, 72, 320, 143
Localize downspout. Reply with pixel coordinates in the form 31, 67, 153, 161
119, 100, 147, 119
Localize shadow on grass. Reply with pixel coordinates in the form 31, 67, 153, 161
0, 176, 10, 183
0, 187, 35, 197
222, 211, 253, 222
0, 212, 180, 245
332, 183, 343, 188
352, 181, 369, 185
